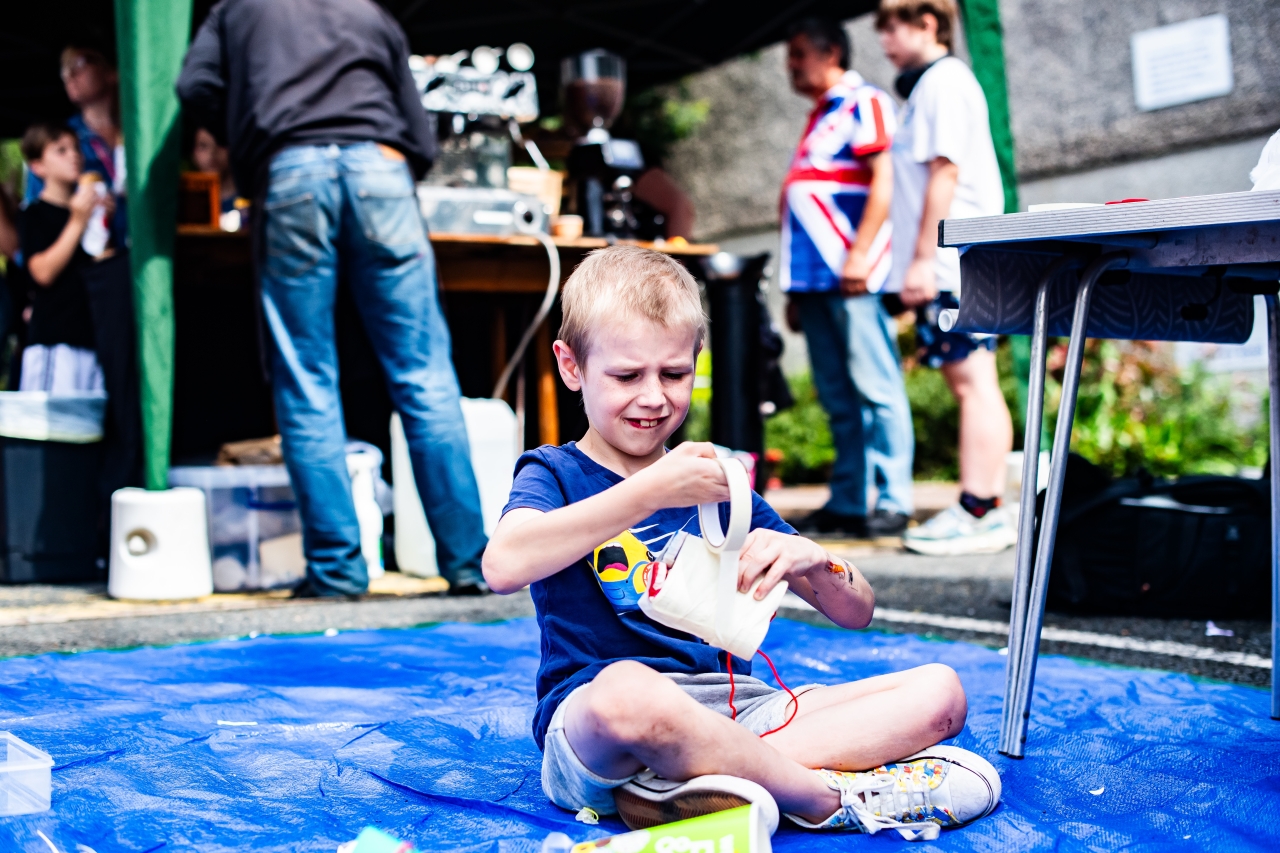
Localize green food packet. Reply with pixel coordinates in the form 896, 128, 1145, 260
570, 805, 771, 853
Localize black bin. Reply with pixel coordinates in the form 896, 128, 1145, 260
0, 437, 102, 583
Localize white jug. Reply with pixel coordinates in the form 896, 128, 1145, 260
639, 457, 788, 660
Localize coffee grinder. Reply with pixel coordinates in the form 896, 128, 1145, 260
562, 50, 646, 238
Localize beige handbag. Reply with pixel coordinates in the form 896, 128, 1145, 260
639, 457, 789, 660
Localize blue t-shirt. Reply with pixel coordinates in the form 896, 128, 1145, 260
503, 442, 797, 750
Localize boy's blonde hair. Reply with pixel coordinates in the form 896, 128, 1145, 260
558, 245, 706, 361
875, 0, 958, 50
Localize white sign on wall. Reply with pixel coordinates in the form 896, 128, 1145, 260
1131, 14, 1234, 112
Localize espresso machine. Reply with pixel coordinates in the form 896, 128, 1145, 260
562, 50, 646, 238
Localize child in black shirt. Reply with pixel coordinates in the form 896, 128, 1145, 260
18, 122, 110, 393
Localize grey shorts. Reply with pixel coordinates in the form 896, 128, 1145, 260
541, 672, 824, 814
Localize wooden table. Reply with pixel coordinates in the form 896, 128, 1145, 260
172, 229, 716, 459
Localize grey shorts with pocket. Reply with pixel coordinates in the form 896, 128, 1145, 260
541, 671, 824, 814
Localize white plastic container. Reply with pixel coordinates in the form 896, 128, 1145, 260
108, 487, 214, 600
0, 731, 53, 816
392, 398, 519, 577
170, 448, 389, 591
0, 392, 106, 443
168, 464, 302, 591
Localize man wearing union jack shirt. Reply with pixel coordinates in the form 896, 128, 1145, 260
782, 18, 915, 538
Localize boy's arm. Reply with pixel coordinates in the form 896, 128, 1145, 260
26, 185, 97, 286
483, 443, 731, 595
734, 529, 875, 630
899, 156, 959, 307
840, 150, 892, 296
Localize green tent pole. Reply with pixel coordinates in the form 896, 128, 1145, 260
115, 0, 193, 490
959, 0, 1036, 440
958, 0, 1018, 215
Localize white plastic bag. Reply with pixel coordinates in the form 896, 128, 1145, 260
639, 457, 788, 660
1250, 129, 1280, 191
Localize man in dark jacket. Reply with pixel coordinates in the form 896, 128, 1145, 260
178, 0, 489, 596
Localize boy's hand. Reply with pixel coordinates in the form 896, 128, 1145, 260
68, 182, 99, 223
734, 528, 827, 600
634, 442, 730, 512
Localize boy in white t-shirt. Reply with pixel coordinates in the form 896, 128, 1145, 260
876, 0, 1015, 556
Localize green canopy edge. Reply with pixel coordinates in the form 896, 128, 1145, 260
115, 0, 193, 490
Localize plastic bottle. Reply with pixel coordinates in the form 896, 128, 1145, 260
80, 179, 110, 257
347, 446, 384, 578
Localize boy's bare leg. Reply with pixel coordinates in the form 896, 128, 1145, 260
564, 661, 966, 824
941, 349, 1012, 498
760, 663, 966, 769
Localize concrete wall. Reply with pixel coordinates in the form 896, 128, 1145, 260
1005, 0, 1280, 179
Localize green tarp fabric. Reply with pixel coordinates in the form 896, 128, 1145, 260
115, 0, 192, 490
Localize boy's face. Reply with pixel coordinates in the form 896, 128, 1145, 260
878, 16, 939, 70
30, 134, 83, 186
556, 317, 698, 460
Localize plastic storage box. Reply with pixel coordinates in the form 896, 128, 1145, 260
0, 731, 53, 816
168, 465, 302, 591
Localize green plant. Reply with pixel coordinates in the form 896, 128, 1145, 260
0, 140, 23, 199
615, 83, 710, 164
764, 373, 835, 484
1045, 339, 1268, 478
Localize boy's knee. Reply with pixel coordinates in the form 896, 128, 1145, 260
917, 663, 967, 737
578, 662, 685, 746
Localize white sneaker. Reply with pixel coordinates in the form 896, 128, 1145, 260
903, 504, 1017, 556
615, 771, 780, 835
786, 745, 1001, 840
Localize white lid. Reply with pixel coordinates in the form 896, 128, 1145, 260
0, 731, 54, 770
168, 464, 293, 489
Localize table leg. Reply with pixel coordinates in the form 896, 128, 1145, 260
1006, 253, 1128, 756
1267, 293, 1280, 720
999, 260, 1060, 757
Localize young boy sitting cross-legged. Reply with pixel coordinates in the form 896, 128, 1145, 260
483, 246, 1000, 838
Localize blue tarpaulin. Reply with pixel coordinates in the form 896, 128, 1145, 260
1, 617, 1277, 852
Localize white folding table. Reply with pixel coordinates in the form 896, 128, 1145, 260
939, 190, 1280, 757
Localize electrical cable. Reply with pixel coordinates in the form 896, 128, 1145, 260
492, 226, 560, 400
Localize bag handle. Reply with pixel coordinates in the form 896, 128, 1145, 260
697, 457, 753, 651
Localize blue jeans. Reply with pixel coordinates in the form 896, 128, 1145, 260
794, 292, 915, 516
261, 143, 486, 594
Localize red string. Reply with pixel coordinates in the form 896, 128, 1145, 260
756, 650, 799, 737
724, 649, 800, 736
724, 651, 738, 720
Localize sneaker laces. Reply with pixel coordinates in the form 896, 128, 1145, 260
832, 768, 945, 842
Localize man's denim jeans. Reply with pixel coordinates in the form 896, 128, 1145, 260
794, 292, 915, 517
261, 143, 486, 594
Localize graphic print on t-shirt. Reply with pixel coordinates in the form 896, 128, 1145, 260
590, 520, 696, 611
